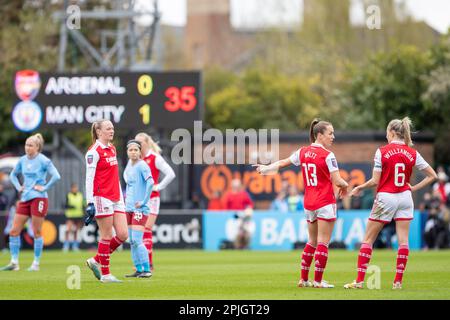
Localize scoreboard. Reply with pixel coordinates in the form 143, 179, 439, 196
12, 70, 202, 132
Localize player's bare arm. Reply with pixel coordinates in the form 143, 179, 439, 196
409, 166, 437, 193
253, 157, 292, 175
350, 170, 381, 197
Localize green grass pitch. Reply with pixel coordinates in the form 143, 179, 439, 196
0, 249, 449, 300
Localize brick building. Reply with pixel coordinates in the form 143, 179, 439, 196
181, 0, 440, 70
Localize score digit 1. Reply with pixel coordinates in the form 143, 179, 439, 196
139, 104, 150, 125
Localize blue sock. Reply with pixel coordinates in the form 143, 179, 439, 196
129, 228, 141, 272
33, 237, 44, 263
9, 236, 21, 264
133, 245, 143, 272
131, 229, 146, 272
63, 241, 70, 249
138, 243, 150, 272
73, 241, 80, 250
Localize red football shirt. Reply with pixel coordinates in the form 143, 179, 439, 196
374, 141, 429, 193
290, 143, 339, 211
143, 152, 160, 198
223, 191, 253, 210
85, 140, 121, 202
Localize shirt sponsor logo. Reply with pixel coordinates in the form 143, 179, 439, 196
106, 156, 118, 166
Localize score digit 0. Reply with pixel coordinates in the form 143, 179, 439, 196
137, 74, 153, 96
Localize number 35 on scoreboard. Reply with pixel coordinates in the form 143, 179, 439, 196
137, 74, 199, 126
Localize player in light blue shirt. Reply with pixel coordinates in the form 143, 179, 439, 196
1, 134, 60, 272
123, 140, 154, 278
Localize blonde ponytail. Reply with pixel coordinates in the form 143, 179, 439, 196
136, 132, 162, 154
387, 117, 414, 147
401, 117, 413, 147
29, 133, 44, 152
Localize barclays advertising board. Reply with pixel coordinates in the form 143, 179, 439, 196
203, 210, 422, 251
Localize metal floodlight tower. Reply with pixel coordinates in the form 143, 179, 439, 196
55, 0, 161, 72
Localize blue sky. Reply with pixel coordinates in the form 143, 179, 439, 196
137, 0, 450, 34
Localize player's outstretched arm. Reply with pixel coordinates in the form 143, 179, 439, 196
410, 166, 437, 193
253, 157, 292, 175
350, 170, 381, 197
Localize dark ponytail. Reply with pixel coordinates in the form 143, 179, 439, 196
309, 119, 320, 143
309, 118, 332, 143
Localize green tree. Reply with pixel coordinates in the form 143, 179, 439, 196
0, 8, 58, 152
207, 68, 321, 131
422, 37, 450, 164
345, 45, 432, 129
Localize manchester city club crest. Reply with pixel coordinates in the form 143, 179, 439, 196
15, 70, 41, 101
12, 101, 43, 132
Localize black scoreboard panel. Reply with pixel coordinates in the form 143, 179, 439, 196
25, 71, 201, 130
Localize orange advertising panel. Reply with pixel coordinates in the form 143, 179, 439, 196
197, 163, 372, 200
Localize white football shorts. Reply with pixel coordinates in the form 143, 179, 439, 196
369, 190, 414, 223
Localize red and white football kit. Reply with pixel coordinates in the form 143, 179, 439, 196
369, 140, 429, 223
142, 150, 175, 269
142, 150, 175, 216
290, 143, 339, 223
85, 140, 125, 218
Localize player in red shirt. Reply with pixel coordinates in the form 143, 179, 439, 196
223, 179, 254, 211
255, 119, 349, 288
84, 120, 128, 283
344, 117, 437, 290
135, 133, 176, 270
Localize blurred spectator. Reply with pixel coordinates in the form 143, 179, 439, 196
423, 201, 449, 249
419, 192, 441, 213
286, 185, 304, 212
2, 200, 18, 251
223, 179, 253, 210
270, 191, 288, 212
234, 208, 254, 250
350, 184, 363, 209
222, 179, 254, 250
0, 184, 8, 211
280, 178, 290, 195
360, 188, 374, 209
349, 185, 374, 210
207, 190, 224, 210
374, 220, 396, 249
186, 191, 206, 209
63, 183, 85, 252
432, 171, 450, 206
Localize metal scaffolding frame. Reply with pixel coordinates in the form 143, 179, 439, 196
54, 0, 161, 72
